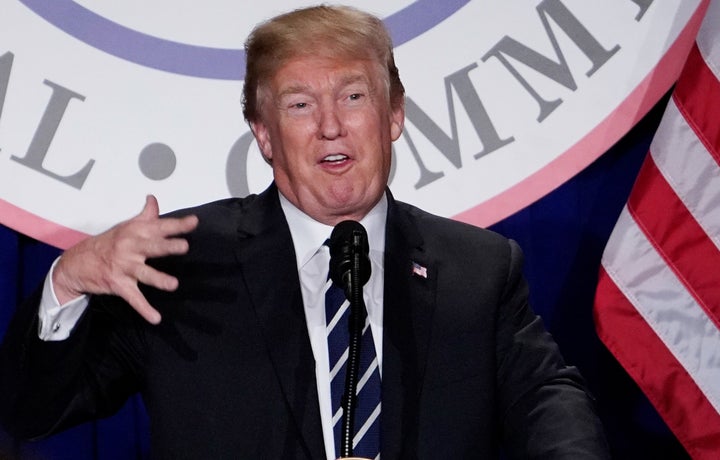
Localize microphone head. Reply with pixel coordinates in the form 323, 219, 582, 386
329, 220, 371, 289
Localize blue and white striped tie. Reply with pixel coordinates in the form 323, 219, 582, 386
325, 277, 381, 459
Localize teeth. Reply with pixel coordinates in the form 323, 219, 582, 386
323, 154, 348, 162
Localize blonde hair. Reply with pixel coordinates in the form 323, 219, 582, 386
242, 5, 405, 122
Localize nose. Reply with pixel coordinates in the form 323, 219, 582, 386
317, 101, 346, 140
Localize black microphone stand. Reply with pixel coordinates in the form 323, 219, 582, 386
329, 221, 371, 459
339, 231, 367, 458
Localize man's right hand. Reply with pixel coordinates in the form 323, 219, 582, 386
52, 195, 199, 324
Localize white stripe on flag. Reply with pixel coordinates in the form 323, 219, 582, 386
697, 0, 720, 75
601, 209, 720, 413
650, 100, 720, 250
595, 1, 720, 456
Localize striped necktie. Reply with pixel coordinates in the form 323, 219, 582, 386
324, 273, 381, 458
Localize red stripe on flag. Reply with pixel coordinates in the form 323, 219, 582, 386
594, 269, 720, 460
627, 154, 720, 328
595, 4, 720, 457
673, 43, 720, 163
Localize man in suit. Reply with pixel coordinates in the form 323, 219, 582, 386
0, 5, 610, 459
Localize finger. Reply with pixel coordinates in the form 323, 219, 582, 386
135, 264, 180, 292
121, 285, 162, 325
142, 237, 190, 259
116, 214, 197, 246
139, 195, 160, 221
154, 214, 199, 236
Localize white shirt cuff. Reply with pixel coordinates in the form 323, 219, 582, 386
38, 257, 89, 341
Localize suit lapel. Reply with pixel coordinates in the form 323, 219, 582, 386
230, 186, 436, 457
381, 192, 437, 458
233, 185, 325, 459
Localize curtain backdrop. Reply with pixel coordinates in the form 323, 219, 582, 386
0, 94, 689, 459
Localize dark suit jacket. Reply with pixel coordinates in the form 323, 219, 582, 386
0, 184, 609, 459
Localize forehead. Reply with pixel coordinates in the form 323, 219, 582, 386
268, 56, 383, 96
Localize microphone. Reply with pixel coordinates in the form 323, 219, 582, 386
328, 220, 372, 458
328, 220, 371, 295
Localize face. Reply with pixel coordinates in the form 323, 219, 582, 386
251, 55, 404, 225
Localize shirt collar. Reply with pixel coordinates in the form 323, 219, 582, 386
279, 191, 388, 270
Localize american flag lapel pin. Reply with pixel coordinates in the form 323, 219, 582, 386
411, 261, 428, 279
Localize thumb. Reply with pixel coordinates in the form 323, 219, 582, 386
139, 194, 160, 220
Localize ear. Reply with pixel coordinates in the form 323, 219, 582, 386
251, 121, 273, 162
389, 102, 405, 141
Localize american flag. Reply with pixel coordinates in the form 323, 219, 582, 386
593, 1, 720, 458
411, 261, 427, 279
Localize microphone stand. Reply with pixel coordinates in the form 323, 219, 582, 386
339, 231, 367, 458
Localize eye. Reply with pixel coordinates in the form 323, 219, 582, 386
293, 102, 308, 109
348, 93, 363, 101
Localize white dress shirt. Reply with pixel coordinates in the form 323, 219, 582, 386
38, 257, 88, 341
279, 193, 386, 460
37, 191, 387, 460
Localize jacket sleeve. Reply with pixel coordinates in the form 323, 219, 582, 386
0, 287, 144, 440
496, 239, 610, 459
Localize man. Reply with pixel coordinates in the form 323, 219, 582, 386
0, 5, 609, 459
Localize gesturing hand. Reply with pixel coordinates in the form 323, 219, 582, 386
52, 195, 199, 324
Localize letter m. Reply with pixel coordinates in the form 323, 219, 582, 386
482, 0, 620, 121
403, 63, 514, 189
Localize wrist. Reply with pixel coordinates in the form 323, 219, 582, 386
52, 255, 85, 304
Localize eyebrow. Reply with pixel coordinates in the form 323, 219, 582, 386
276, 73, 373, 101
276, 84, 312, 101
338, 73, 371, 88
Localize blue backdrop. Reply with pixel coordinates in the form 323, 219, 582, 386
0, 93, 691, 459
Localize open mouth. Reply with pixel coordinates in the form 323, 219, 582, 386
322, 154, 349, 164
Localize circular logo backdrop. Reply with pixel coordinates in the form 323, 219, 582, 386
19, 0, 469, 79
0, 0, 707, 248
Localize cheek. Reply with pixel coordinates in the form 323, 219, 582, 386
280, 122, 316, 149
273, 134, 314, 177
